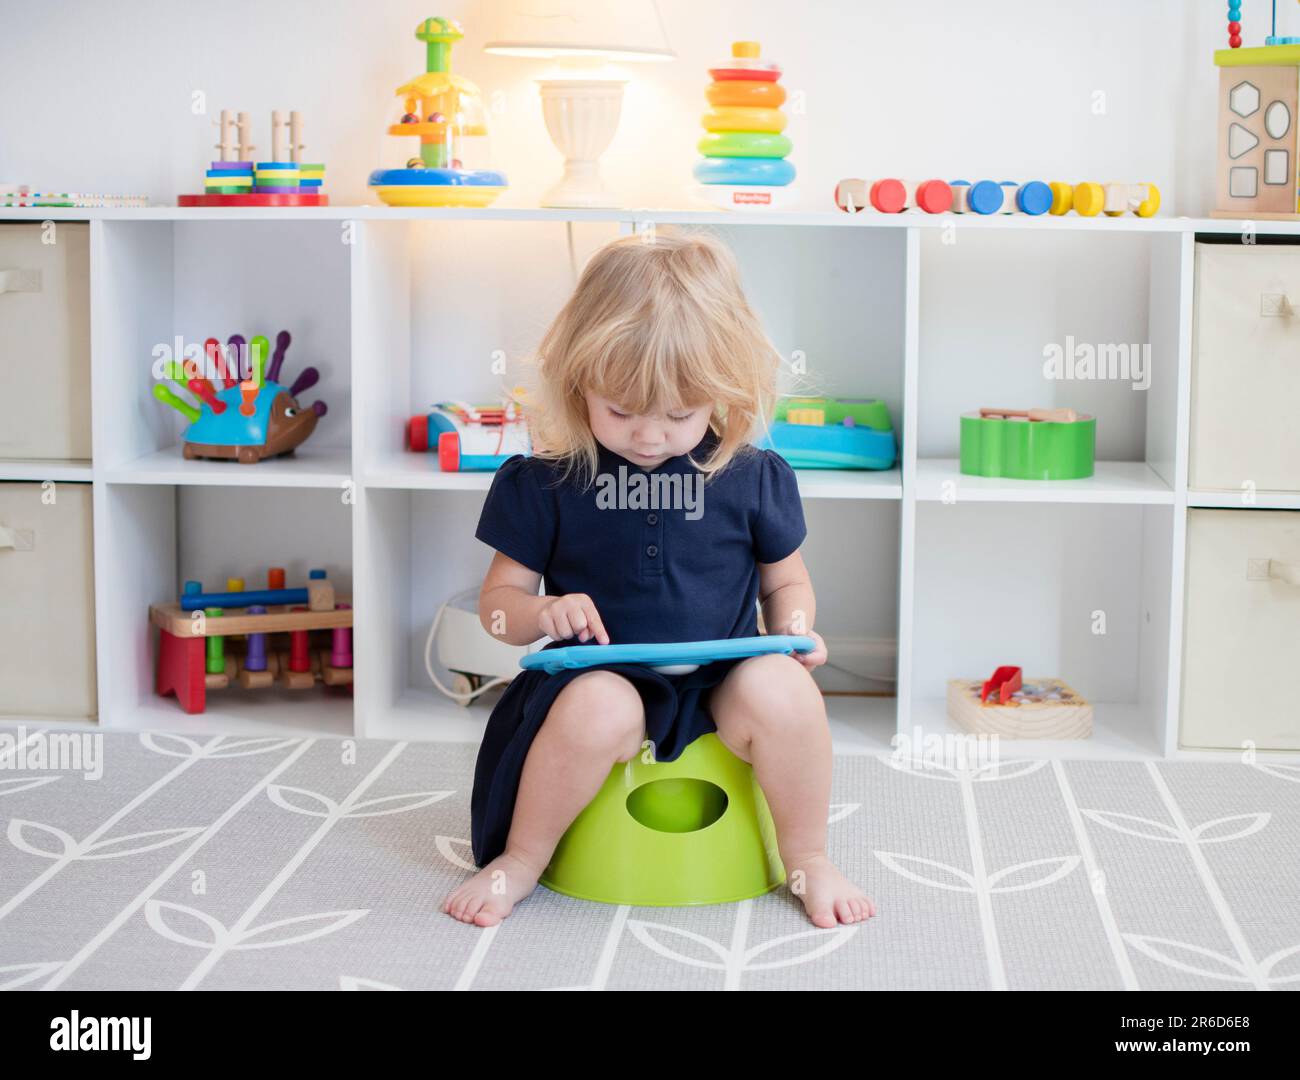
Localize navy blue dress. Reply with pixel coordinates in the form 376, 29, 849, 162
469, 428, 807, 866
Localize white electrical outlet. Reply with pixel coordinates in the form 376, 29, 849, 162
1260, 292, 1291, 316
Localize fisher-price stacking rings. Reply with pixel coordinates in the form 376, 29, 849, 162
693, 40, 796, 201
701, 106, 786, 133
706, 80, 787, 109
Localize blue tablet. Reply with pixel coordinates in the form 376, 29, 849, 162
520, 635, 816, 676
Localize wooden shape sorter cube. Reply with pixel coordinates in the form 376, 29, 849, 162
947, 676, 1093, 740
1213, 47, 1300, 218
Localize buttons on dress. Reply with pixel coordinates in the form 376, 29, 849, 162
646, 513, 658, 525
646, 544, 658, 557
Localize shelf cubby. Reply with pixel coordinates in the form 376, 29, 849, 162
915, 227, 1186, 494
94, 481, 354, 737
907, 500, 1174, 759
92, 218, 352, 480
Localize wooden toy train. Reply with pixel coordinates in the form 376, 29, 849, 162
152, 331, 327, 463
151, 567, 352, 714
834, 178, 1159, 217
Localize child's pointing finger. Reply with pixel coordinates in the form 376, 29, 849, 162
585, 603, 610, 646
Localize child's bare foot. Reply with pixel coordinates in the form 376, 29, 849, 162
442, 851, 545, 926
786, 853, 876, 928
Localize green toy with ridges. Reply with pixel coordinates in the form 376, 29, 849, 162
959, 412, 1096, 480
540, 733, 785, 906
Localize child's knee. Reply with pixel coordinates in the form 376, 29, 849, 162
719, 655, 824, 738
550, 670, 645, 755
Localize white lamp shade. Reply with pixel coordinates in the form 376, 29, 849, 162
481, 0, 674, 61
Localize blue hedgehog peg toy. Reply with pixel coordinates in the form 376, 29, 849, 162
152, 330, 327, 464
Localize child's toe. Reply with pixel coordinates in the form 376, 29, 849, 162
808, 901, 837, 928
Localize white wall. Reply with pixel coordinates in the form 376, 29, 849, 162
0, 0, 1244, 216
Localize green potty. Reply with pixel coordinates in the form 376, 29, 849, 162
539, 733, 786, 906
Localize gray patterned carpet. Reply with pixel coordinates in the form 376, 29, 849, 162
1, 723, 1297, 991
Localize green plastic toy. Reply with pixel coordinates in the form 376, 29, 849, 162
774, 396, 892, 429
959, 411, 1096, 480
540, 733, 785, 906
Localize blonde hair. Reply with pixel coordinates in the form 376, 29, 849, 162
518, 228, 781, 489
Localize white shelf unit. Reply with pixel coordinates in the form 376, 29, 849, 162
2, 204, 1287, 759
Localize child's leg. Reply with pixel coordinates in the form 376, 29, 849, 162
709, 653, 876, 928
444, 670, 645, 926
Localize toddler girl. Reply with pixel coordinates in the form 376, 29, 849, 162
442, 229, 875, 929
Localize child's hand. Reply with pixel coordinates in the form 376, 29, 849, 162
792, 630, 827, 671
538, 593, 610, 645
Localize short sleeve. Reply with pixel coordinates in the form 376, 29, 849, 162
752, 450, 807, 564
475, 455, 558, 574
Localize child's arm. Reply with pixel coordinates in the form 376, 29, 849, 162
479, 551, 610, 646
758, 550, 827, 669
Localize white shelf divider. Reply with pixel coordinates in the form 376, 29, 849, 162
791, 467, 901, 500
914, 458, 1175, 504
362, 452, 902, 499
352, 219, 413, 740
102, 444, 352, 488
1157, 231, 1195, 757
894, 227, 922, 734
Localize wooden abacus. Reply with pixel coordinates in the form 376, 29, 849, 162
151, 567, 353, 714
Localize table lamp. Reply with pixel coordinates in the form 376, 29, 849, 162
482, 0, 674, 207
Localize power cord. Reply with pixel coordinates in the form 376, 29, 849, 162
423, 586, 512, 704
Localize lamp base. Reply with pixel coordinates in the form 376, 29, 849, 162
541, 159, 617, 209
538, 77, 627, 209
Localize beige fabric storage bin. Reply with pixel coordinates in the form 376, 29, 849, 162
1182, 508, 1300, 751
0, 222, 91, 461
0, 482, 97, 719
1191, 243, 1300, 493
